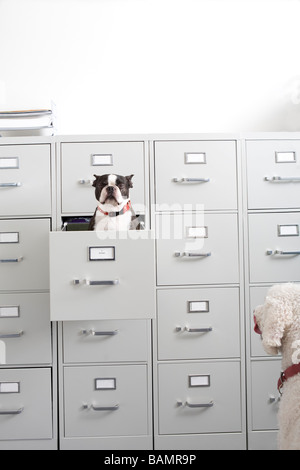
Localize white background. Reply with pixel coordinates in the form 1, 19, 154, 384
1, 0, 300, 133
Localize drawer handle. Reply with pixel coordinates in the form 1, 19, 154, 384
78, 179, 93, 185
174, 251, 211, 258
0, 182, 22, 188
0, 256, 23, 263
177, 400, 214, 408
173, 177, 210, 183
175, 326, 212, 333
83, 403, 119, 411
266, 250, 300, 256
85, 279, 119, 286
0, 407, 24, 415
82, 329, 118, 336
264, 176, 300, 182
0, 331, 23, 339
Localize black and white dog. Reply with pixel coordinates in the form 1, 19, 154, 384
88, 173, 140, 231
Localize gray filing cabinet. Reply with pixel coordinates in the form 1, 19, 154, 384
0, 139, 57, 449
152, 139, 247, 449
2, 132, 299, 450
52, 138, 155, 449
244, 138, 300, 450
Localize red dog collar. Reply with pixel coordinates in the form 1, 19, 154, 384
278, 363, 300, 394
98, 200, 131, 217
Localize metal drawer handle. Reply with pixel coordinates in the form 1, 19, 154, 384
266, 250, 300, 256
83, 403, 119, 411
85, 279, 119, 286
82, 329, 118, 336
175, 326, 212, 333
0, 407, 24, 415
174, 251, 211, 258
78, 179, 93, 185
0, 182, 22, 188
265, 176, 300, 182
173, 177, 210, 183
0, 331, 23, 339
177, 400, 214, 408
0, 256, 23, 263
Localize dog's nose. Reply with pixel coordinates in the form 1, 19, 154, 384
107, 186, 114, 194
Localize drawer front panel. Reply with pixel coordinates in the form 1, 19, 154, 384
0, 219, 50, 291
50, 231, 155, 321
158, 361, 242, 435
0, 293, 51, 365
61, 142, 145, 214
63, 319, 149, 363
64, 364, 149, 438
248, 212, 300, 283
157, 287, 240, 360
247, 140, 300, 210
251, 360, 281, 431
250, 286, 273, 358
0, 368, 52, 440
154, 140, 237, 211
156, 213, 239, 285
0, 144, 51, 216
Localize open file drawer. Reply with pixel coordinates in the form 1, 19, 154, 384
49, 231, 155, 321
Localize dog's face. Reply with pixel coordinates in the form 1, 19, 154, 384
92, 174, 134, 207
253, 284, 297, 356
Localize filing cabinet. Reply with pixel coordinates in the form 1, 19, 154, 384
244, 137, 300, 450
153, 138, 246, 450
55, 137, 153, 450
0, 138, 56, 450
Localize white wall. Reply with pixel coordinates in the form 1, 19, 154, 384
1, 0, 300, 133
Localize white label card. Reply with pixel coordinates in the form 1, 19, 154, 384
187, 226, 208, 238
0, 382, 20, 393
92, 154, 113, 166
275, 151, 296, 163
0, 306, 19, 318
89, 246, 115, 261
188, 301, 209, 313
95, 378, 116, 390
0, 157, 19, 169
185, 152, 206, 164
0, 232, 19, 243
278, 225, 299, 237
189, 375, 210, 387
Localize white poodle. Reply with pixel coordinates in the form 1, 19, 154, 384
254, 283, 300, 450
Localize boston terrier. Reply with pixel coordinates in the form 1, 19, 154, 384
88, 173, 140, 231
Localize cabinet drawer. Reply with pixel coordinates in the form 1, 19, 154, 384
154, 140, 237, 211
0, 144, 51, 216
247, 140, 300, 210
156, 213, 239, 285
251, 360, 281, 431
0, 368, 52, 440
61, 141, 145, 214
50, 231, 155, 321
0, 219, 50, 291
248, 212, 300, 283
0, 293, 51, 365
157, 287, 240, 360
64, 364, 149, 438
158, 361, 242, 435
63, 319, 149, 363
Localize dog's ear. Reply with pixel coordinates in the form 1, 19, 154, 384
261, 285, 294, 355
126, 174, 134, 188
92, 175, 99, 188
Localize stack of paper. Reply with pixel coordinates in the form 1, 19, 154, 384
0, 108, 56, 137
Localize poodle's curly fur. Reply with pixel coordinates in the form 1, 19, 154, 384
254, 283, 300, 450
